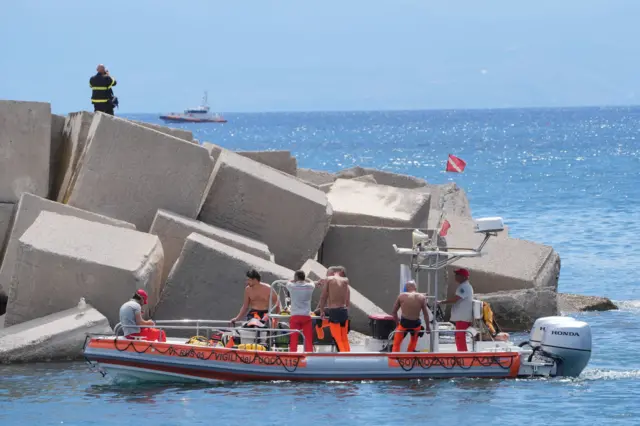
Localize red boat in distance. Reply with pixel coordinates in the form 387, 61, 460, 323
160, 92, 227, 123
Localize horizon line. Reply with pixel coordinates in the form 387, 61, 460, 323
113, 102, 640, 116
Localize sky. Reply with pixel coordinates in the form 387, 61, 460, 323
0, 0, 638, 114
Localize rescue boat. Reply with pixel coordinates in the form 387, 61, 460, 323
83, 216, 592, 383
159, 91, 227, 123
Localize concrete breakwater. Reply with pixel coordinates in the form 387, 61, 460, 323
0, 100, 616, 363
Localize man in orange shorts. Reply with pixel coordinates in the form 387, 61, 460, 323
391, 280, 431, 352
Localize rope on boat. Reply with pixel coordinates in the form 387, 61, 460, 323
391, 354, 514, 372
110, 338, 303, 373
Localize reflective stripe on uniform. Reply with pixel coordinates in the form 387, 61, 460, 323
90, 86, 109, 90
91, 99, 110, 103
107, 79, 116, 89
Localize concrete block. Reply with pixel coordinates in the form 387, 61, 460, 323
153, 233, 293, 322
0, 304, 112, 363
48, 114, 66, 199
237, 150, 297, 175
202, 142, 224, 161
127, 119, 194, 142
476, 288, 559, 332
352, 174, 377, 184
199, 151, 332, 270
319, 182, 333, 193
4, 211, 163, 327
150, 209, 274, 284
301, 259, 327, 281
336, 166, 427, 189
0, 203, 15, 260
320, 225, 448, 312
65, 113, 215, 231
327, 179, 430, 228
0, 192, 136, 297
558, 293, 618, 313
426, 182, 472, 218
0, 314, 4, 329
55, 111, 94, 202
296, 168, 336, 186
444, 236, 560, 298
0, 100, 51, 202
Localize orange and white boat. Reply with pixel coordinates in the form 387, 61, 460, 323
83, 217, 592, 383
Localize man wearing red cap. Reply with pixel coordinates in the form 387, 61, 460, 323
439, 268, 474, 351
119, 289, 166, 342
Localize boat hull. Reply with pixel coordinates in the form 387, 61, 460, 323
159, 115, 227, 123
84, 337, 522, 383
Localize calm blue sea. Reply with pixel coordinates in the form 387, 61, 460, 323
1, 107, 639, 425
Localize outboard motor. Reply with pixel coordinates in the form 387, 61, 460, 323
540, 318, 591, 377
522, 316, 573, 349
524, 316, 592, 377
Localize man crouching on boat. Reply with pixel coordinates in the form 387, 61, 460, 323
119, 289, 166, 342
230, 268, 280, 324
390, 280, 431, 352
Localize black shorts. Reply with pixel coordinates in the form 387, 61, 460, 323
400, 317, 421, 330
326, 307, 349, 326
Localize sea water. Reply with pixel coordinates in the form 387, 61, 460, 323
1, 107, 639, 425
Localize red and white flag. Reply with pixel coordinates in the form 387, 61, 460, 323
439, 219, 451, 237
446, 154, 466, 173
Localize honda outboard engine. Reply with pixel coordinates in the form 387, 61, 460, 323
524, 316, 592, 377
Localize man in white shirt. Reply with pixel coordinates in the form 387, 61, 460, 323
286, 270, 315, 352
439, 268, 474, 351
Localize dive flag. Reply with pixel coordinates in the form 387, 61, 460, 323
439, 219, 451, 237
446, 154, 466, 173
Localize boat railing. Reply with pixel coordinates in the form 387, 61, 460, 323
106, 319, 306, 351
387, 328, 478, 352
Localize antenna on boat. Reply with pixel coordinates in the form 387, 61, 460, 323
392, 216, 505, 351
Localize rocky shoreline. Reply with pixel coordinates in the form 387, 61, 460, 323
0, 100, 617, 363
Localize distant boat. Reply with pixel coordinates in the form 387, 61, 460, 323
159, 92, 227, 123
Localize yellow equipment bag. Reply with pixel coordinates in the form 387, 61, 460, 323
186, 336, 211, 346
482, 302, 498, 336
238, 343, 267, 351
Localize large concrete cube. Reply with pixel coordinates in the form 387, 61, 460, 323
153, 233, 293, 322
127, 118, 194, 142
199, 151, 332, 270
55, 111, 94, 202
0, 192, 136, 297
444, 236, 560, 298
149, 209, 274, 284
476, 288, 559, 331
296, 168, 336, 186
0, 100, 51, 202
238, 150, 297, 175
0, 304, 112, 363
65, 113, 215, 230
336, 166, 427, 189
0, 203, 14, 259
320, 225, 448, 313
4, 211, 163, 327
327, 179, 431, 228
48, 114, 66, 199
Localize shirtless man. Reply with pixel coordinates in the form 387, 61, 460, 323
318, 266, 351, 352
230, 268, 280, 324
390, 280, 431, 352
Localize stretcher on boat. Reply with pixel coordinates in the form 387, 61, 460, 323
83, 216, 592, 383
